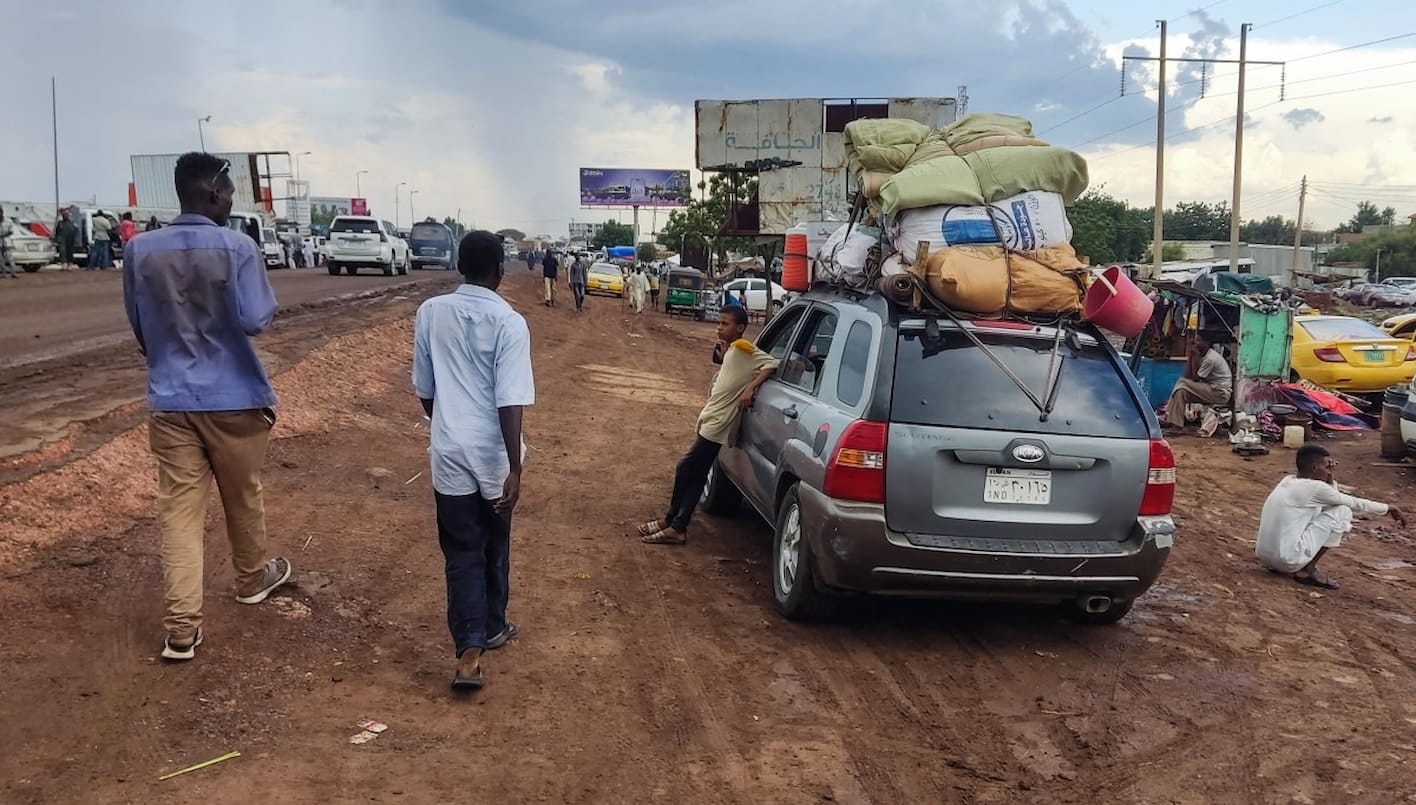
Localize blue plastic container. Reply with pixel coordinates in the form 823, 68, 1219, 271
1123, 357, 1186, 410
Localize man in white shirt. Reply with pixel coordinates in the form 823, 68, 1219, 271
1164, 334, 1232, 429
413, 231, 535, 690
1256, 444, 1405, 589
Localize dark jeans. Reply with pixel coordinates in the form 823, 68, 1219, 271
571, 282, 586, 311
650, 289, 660, 309
88, 240, 112, 269
666, 435, 721, 532
435, 491, 511, 657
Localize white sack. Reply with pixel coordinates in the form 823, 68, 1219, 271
816, 224, 878, 287
891, 191, 1072, 263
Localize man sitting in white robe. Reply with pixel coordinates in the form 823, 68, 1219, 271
1255, 444, 1405, 590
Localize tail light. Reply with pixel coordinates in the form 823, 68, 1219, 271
1405, 346, 1416, 362
1313, 347, 1346, 363
823, 420, 887, 504
1140, 439, 1176, 516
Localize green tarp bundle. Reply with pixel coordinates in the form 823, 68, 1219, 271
878, 146, 1091, 215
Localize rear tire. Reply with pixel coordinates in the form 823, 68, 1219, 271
1062, 598, 1135, 625
773, 486, 835, 620
327, 264, 340, 276
699, 461, 742, 515
382, 261, 394, 277
23, 265, 40, 273
345, 265, 359, 276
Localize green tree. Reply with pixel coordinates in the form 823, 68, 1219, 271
1163, 201, 1230, 241
1160, 242, 1187, 261
636, 242, 658, 262
592, 220, 635, 249
657, 173, 763, 266
1068, 190, 1150, 264
495, 228, 526, 242
1239, 215, 1296, 246
1336, 201, 1398, 233
1326, 228, 1416, 278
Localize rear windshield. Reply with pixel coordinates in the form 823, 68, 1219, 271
1299, 318, 1389, 341
892, 327, 1148, 438
331, 218, 379, 234
410, 223, 449, 244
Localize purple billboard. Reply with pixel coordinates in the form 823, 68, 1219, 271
579, 167, 692, 208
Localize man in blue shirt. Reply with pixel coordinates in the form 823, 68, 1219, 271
123, 152, 293, 662
414, 231, 535, 690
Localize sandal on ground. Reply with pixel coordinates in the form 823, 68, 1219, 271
635, 520, 666, 537
641, 529, 687, 546
486, 622, 519, 651
1293, 570, 1339, 590
452, 651, 484, 691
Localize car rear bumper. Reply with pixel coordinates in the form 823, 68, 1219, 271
327, 254, 391, 266
797, 484, 1173, 604
1297, 365, 1416, 394
411, 255, 450, 267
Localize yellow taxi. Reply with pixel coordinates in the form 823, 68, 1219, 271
1381, 312, 1416, 340
586, 262, 624, 297
1291, 315, 1416, 393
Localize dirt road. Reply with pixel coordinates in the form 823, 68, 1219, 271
2, 269, 1415, 804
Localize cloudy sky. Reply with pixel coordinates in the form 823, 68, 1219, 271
2, 0, 1414, 236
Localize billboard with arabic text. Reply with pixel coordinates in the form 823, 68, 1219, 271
579, 168, 691, 208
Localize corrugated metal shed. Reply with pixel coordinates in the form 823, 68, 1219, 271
130, 153, 263, 211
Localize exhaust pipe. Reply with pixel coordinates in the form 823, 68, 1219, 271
1083, 595, 1112, 614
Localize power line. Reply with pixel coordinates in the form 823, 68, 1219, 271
1254, 0, 1344, 30
1174, 30, 1416, 89
1037, 95, 1128, 135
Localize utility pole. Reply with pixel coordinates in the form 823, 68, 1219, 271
1291, 175, 1307, 282
198, 115, 211, 151
51, 77, 60, 221
1228, 23, 1251, 273
1152, 19, 1167, 279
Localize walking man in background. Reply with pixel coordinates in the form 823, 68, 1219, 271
541, 249, 559, 307
569, 253, 588, 312
648, 265, 661, 310
636, 306, 777, 545
55, 209, 79, 269
302, 237, 316, 270
123, 152, 293, 661
0, 209, 18, 278
414, 230, 535, 690
89, 211, 113, 269
1256, 444, 1405, 590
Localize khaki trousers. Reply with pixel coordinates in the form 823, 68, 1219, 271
1164, 378, 1231, 427
544, 277, 556, 304
149, 410, 272, 637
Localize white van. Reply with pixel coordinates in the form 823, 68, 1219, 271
259, 227, 285, 269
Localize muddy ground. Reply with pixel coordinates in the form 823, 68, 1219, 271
1, 268, 1414, 804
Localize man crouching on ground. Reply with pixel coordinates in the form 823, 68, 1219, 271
1256, 444, 1405, 590
637, 306, 777, 545
414, 231, 535, 690
123, 152, 293, 661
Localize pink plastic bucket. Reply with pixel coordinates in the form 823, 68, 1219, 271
1083, 266, 1153, 338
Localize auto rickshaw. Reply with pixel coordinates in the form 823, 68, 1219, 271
665, 266, 707, 320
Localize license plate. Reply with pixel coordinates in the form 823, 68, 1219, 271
1363, 350, 1385, 362
984, 468, 1052, 505
421, 248, 438, 255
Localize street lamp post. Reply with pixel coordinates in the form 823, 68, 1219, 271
355, 169, 368, 198
409, 190, 420, 222
197, 115, 211, 151
395, 182, 408, 228
294, 151, 312, 181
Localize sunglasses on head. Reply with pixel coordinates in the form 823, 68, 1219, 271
211, 160, 231, 187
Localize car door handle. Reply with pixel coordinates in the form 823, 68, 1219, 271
781, 405, 799, 420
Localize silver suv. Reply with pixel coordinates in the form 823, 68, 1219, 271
703, 287, 1175, 623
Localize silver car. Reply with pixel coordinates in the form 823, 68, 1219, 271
703, 287, 1176, 623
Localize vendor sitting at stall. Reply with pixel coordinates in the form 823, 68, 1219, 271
1163, 333, 1232, 430
1256, 444, 1405, 589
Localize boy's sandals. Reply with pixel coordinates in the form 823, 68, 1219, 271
641, 528, 686, 545
635, 520, 665, 537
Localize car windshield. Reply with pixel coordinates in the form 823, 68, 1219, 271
1300, 318, 1391, 341
409, 223, 448, 244
589, 263, 619, 275
892, 325, 1148, 439
331, 218, 379, 234
261, 230, 276, 244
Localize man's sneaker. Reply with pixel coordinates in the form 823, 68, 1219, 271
161, 627, 204, 661
235, 558, 293, 605
486, 622, 519, 650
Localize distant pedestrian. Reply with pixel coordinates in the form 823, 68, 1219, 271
628, 267, 647, 314
89, 211, 113, 269
0, 209, 18, 278
569, 254, 588, 312
123, 152, 292, 661
119, 212, 138, 245
542, 250, 559, 307
54, 209, 78, 269
413, 230, 535, 690
636, 306, 777, 545
145, 215, 161, 232
648, 265, 661, 310
302, 238, 315, 269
